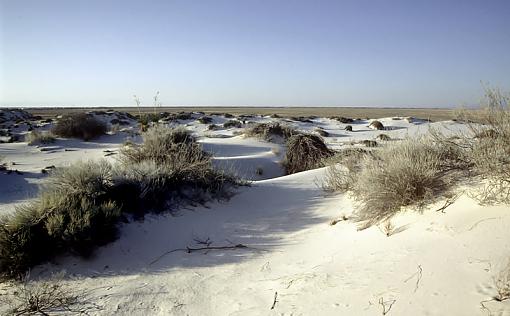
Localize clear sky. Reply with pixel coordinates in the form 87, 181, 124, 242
1, 0, 509, 108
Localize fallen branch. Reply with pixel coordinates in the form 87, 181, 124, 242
149, 243, 251, 266
403, 265, 423, 293
435, 194, 460, 213
270, 291, 278, 310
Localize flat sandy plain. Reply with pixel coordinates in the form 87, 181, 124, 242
25, 106, 457, 121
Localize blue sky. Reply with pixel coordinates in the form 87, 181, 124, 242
1, 0, 509, 107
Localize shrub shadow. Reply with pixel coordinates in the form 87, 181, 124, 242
35, 182, 333, 278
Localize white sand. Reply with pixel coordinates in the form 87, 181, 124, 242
1, 112, 509, 315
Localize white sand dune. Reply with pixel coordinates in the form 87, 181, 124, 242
1, 112, 509, 315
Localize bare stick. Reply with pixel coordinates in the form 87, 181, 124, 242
378, 297, 396, 315
435, 194, 460, 213
270, 291, 278, 310
404, 265, 423, 293
149, 243, 251, 265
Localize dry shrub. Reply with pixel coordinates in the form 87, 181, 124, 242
283, 134, 334, 174
246, 122, 297, 141
119, 125, 199, 164
361, 140, 378, 147
331, 116, 354, 123
25, 131, 56, 145
460, 89, 510, 204
369, 120, 385, 130
494, 260, 510, 302
52, 113, 107, 141
326, 138, 468, 227
429, 89, 510, 205
377, 134, 391, 141
223, 120, 242, 128
1, 273, 99, 315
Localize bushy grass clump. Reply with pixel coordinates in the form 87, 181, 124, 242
283, 134, 334, 174
52, 113, 107, 141
246, 122, 297, 141
0, 125, 240, 279
456, 89, 510, 204
325, 137, 469, 228
25, 131, 56, 145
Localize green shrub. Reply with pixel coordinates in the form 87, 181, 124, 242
52, 113, 107, 141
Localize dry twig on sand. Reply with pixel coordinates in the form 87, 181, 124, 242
378, 297, 396, 315
149, 242, 256, 266
270, 291, 278, 310
403, 265, 423, 293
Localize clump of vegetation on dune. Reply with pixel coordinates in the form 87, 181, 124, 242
25, 130, 56, 145
0, 125, 241, 279
454, 88, 510, 204
283, 134, 334, 175
52, 113, 107, 141
326, 138, 469, 228
325, 88, 510, 228
245, 122, 297, 141
223, 120, 243, 128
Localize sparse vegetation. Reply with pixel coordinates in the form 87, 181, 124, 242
331, 116, 354, 123
52, 113, 107, 141
246, 122, 297, 141
25, 131, 56, 145
494, 260, 510, 302
223, 120, 243, 128
1, 273, 100, 315
377, 134, 391, 141
283, 134, 334, 174
361, 140, 378, 147
0, 125, 240, 279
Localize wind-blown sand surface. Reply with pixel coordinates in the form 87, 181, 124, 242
1, 109, 509, 315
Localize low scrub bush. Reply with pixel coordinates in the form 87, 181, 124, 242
284, 134, 334, 174
25, 131, 56, 145
331, 116, 354, 123
369, 120, 385, 130
223, 120, 242, 128
1, 273, 99, 315
456, 88, 510, 204
0, 125, 240, 279
52, 113, 107, 141
325, 137, 469, 228
246, 122, 297, 141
